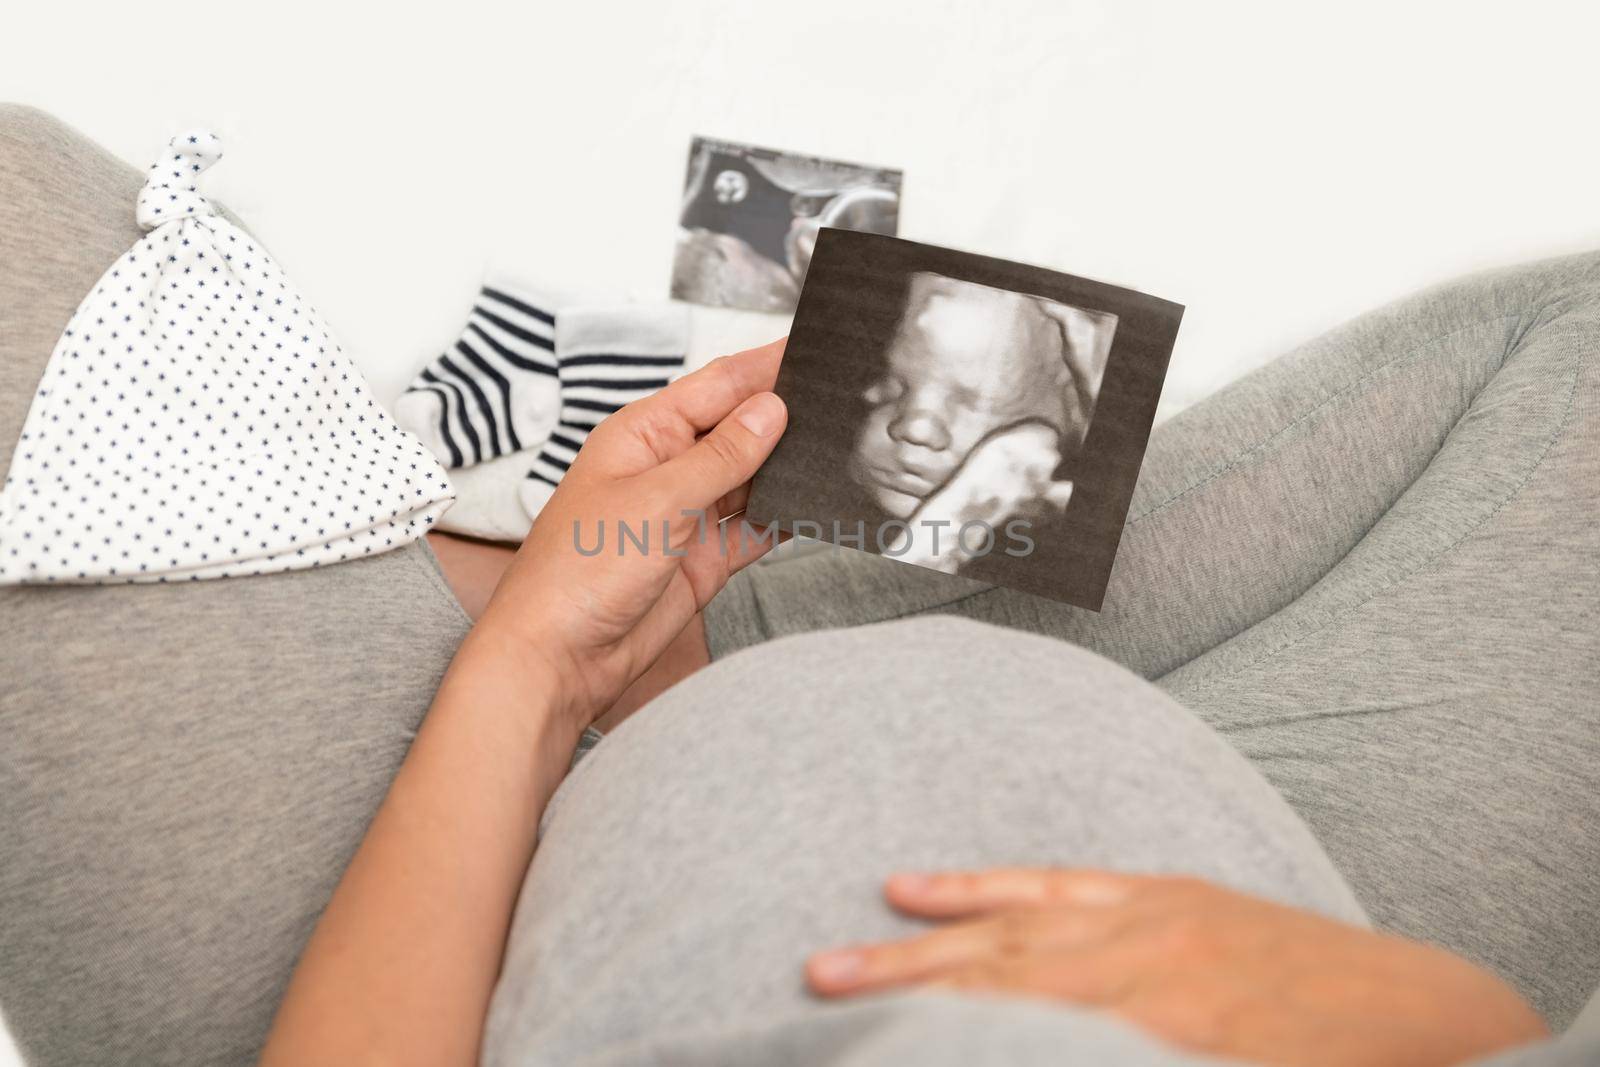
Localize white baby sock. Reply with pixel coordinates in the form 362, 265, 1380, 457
519, 305, 688, 520
394, 279, 563, 468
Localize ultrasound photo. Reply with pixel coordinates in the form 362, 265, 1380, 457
670, 136, 902, 313
746, 230, 1184, 610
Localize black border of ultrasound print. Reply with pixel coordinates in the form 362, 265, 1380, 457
746, 228, 1185, 612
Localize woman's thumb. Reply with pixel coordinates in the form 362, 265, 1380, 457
650, 392, 787, 510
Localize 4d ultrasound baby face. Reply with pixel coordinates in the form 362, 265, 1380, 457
851, 271, 1115, 521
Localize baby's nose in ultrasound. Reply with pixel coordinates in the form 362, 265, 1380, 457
887, 404, 953, 453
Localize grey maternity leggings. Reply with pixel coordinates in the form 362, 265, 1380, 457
485, 250, 1600, 1065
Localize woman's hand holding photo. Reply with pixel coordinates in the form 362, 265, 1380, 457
261, 341, 787, 1067
482, 338, 788, 729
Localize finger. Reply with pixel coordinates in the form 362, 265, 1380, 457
610, 341, 785, 453
921, 958, 1028, 995
885, 869, 1144, 919
807, 906, 1122, 997
925, 954, 1131, 1006
807, 920, 1016, 997
645, 392, 786, 513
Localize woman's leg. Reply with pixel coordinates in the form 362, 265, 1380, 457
484, 617, 1364, 1065
0, 107, 473, 1066
1156, 260, 1600, 1026
706, 252, 1598, 681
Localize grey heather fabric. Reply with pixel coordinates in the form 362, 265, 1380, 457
488, 618, 1597, 1066
705, 250, 1600, 1028
0, 106, 473, 1066
485, 617, 1368, 1066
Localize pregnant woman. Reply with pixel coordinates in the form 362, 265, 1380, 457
2, 107, 1596, 1067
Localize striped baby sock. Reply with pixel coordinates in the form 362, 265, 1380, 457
519, 305, 688, 520
394, 280, 562, 468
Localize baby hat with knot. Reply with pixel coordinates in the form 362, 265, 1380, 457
0, 130, 454, 583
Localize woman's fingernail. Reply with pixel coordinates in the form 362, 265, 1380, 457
889, 873, 933, 895
809, 951, 863, 985
736, 392, 784, 436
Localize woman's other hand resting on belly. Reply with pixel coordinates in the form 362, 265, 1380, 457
808, 868, 1548, 1067
259, 340, 788, 1067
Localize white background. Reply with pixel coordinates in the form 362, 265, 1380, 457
2, 0, 1597, 1061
